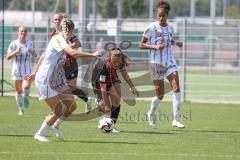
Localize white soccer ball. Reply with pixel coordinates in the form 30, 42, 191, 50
98, 117, 114, 133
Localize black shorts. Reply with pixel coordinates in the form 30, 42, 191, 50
64, 56, 79, 80
65, 68, 78, 80
92, 80, 121, 101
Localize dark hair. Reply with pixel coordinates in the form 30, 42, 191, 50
156, 0, 171, 15
60, 15, 75, 37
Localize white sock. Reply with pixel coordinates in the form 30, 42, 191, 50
53, 116, 65, 128
23, 88, 29, 98
15, 94, 23, 109
173, 92, 181, 121
149, 96, 160, 114
37, 121, 50, 136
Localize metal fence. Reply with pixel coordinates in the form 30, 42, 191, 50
1, 18, 240, 103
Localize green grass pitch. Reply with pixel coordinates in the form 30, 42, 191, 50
0, 96, 239, 160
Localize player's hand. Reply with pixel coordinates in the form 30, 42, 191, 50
26, 73, 36, 83
155, 44, 165, 50
93, 51, 101, 57
175, 41, 183, 48
130, 87, 139, 97
15, 47, 21, 54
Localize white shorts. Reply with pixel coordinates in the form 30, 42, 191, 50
12, 74, 30, 80
11, 70, 31, 80
35, 80, 69, 100
149, 63, 178, 80
11, 65, 32, 80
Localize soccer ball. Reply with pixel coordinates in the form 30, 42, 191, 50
97, 117, 114, 133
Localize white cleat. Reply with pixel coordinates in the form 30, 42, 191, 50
85, 97, 93, 113
112, 127, 120, 133
172, 120, 185, 128
34, 133, 49, 142
147, 111, 157, 129
18, 108, 24, 116
51, 126, 64, 140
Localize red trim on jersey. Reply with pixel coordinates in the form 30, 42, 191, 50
50, 29, 57, 37
98, 62, 118, 89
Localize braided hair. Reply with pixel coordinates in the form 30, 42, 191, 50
60, 15, 75, 38
156, 0, 171, 15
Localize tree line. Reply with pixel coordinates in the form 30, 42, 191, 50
2, 0, 240, 19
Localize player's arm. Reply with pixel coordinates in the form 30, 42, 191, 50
139, 25, 165, 50
30, 41, 37, 57
98, 67, 111, 114
33, 53, 45, 74
120, 68, 139, 97
64, 46, 100, 57
139, 36, 165, 50
175, 41, 183, 48
69, 35, 81, 49
30, 48, 37, 57
100, 83, 111, 114
170, 39, 183, 48
31, 49, 37, 57
6, 45, 21, 60
26, 53, 45, 82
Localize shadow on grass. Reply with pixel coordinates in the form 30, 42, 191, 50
0, 134, 33, 137
60, 140, 161, 145
172, 129, 240, 134
121, 130, 175, 135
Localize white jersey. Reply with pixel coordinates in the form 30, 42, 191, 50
7, 39, 34, 80
142, 22, 178, 80
35, 34, 69, 100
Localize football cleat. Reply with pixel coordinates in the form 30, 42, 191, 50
34, 133, 49, 142
85, 97, 93, 114
147, 111, 157, 128
51, 126, 64, 140
18, 108, 24, 116
172, 120, 185, 128
111, 126, 120, 133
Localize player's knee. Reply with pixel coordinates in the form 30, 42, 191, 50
16, 90, 22, 94
54, 112, 62, 118
156, 94, 164, 101
172, 84, 180, 92
112, 98, 121, 106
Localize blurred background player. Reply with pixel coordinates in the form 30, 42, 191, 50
139, 0, 184, 128
96, 37, 105, 51
6, 25, 36, 115
41, 13, 93, 113
92, 47, 139, 133
28, 17, 100, 142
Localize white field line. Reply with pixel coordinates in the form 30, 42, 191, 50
0, 151, 239, 158
3, 92, 240, 104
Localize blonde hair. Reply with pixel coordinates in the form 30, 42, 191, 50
60, 15, 74, 37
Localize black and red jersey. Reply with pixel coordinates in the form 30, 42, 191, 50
92, 59, 122, 91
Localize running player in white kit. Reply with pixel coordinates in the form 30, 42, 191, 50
139, 0, 185, 128
6, 26, 36, 115
28, 17, 100, 142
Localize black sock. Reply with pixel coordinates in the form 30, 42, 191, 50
72, 89, 88, 102
110, 105, 120, 124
